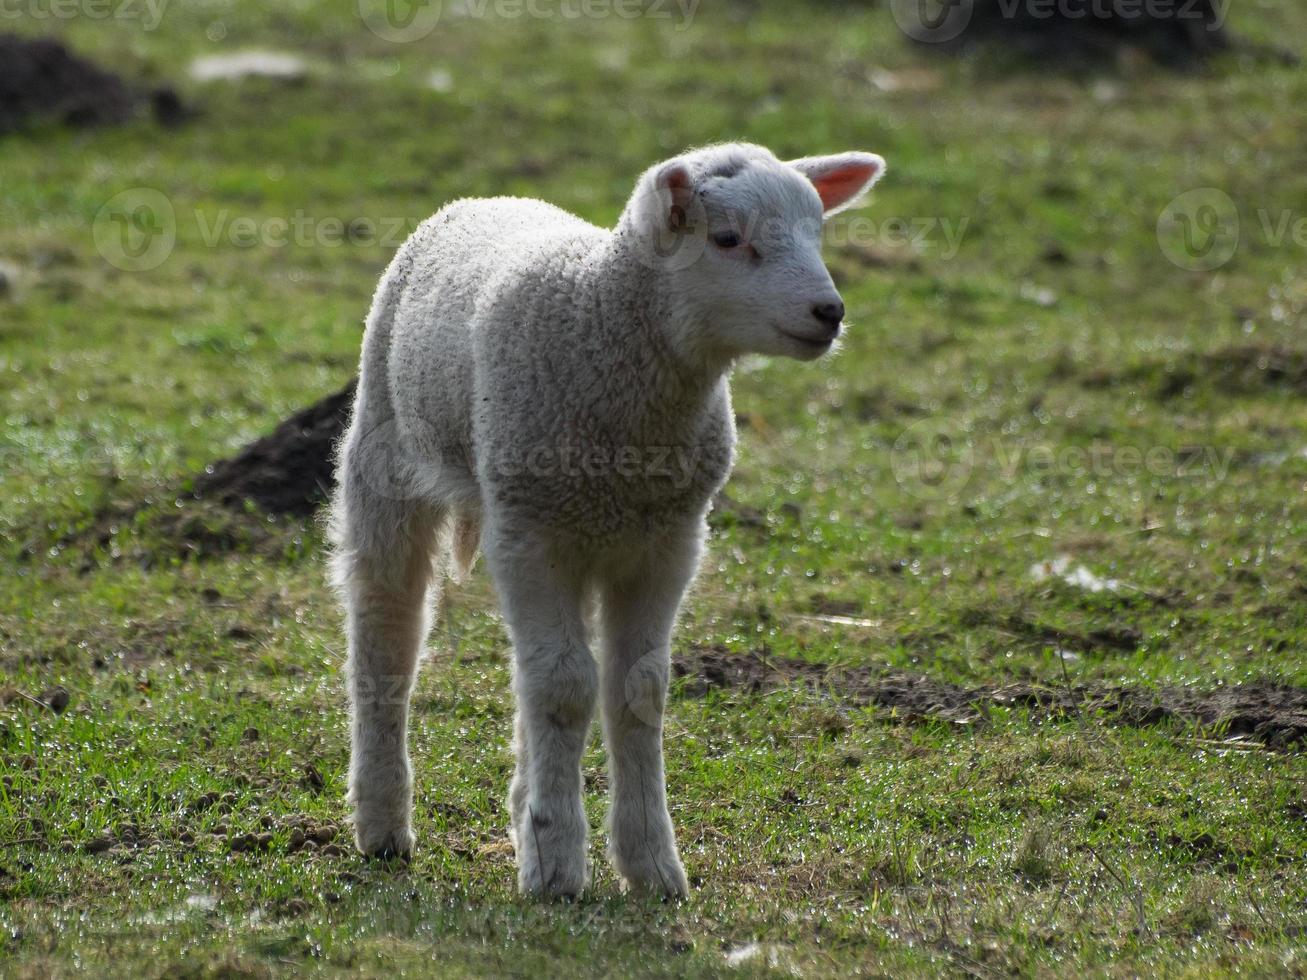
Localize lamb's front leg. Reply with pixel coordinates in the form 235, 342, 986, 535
487, 534, 598, 898
598, 532, 702, 898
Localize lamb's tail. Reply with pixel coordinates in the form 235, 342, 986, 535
450, 510, 481, 582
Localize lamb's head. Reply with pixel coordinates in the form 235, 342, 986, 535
620, 143, 885, 363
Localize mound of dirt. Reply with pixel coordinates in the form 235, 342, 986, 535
0, 34, 189, 135
674, 647, 1307, 748
0, 34, 134, 132
192, 380, 356, 518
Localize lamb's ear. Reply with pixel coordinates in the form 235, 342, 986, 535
788, 152, 886, 217
654, 161, 696, 231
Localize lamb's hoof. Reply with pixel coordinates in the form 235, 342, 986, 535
616, 853, 690, 900
354, 821, 414, 861
363, 844, 411, 863
517, 857, 588, 900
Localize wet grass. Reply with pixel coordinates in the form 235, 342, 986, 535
3, 0, 1307, 975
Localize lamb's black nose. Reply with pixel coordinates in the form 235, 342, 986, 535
812, 301, 845, 332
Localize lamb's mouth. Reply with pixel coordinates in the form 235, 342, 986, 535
777, 328, 836, 350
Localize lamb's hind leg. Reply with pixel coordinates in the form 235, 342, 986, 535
598, 529, 702, 898
485, 528, 597, 898
331, 436, 443, 859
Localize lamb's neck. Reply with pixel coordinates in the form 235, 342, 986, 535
586, 234, 731, 433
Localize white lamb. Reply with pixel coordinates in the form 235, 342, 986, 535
329, 142, 885, 898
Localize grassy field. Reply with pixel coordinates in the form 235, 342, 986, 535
3, 0, 1307, 975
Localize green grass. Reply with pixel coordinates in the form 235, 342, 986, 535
3, 0, 1307, 974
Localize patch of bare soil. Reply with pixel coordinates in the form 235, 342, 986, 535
52, 496, 299, 567
673, 647, 1307, 748
0, 34, 189, 135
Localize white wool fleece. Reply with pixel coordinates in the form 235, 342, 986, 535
330, 142, 885, 897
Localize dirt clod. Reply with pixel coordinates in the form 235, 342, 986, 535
38, 686, 70, 713
228, 832, 273, 853
0, 34, 135, 133
227, 833, 254, 853
0, 34, 192, 136
301, 763, 324, 791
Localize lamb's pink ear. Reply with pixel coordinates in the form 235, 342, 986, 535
788, 152, 886, 217
655, 161, 696, 231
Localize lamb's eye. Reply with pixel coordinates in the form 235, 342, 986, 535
711, 231, 742, 249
